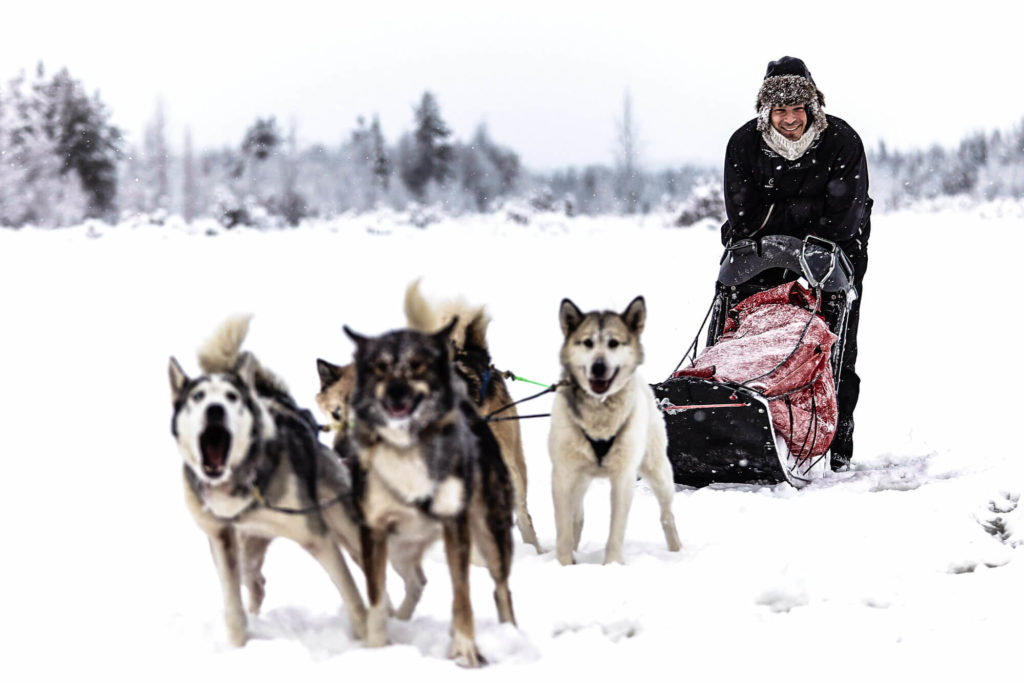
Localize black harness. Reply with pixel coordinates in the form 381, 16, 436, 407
584, 433, 616, 466
564, 376, 618, 466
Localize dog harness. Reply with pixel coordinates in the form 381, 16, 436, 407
584, 432, 616, 466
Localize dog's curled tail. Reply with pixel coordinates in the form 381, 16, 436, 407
197, 314, 291, 395
404, 278, 491, 349
404, 278, 445, 333
198, 314, 253, 374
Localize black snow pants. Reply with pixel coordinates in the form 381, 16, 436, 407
829, 247, 867, 470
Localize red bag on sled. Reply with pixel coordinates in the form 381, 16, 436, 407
674, 281, 838, 461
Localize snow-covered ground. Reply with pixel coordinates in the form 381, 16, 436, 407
3, 205, 1022, 681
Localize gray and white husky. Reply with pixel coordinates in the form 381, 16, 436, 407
548, 296, 682, 565
168, 315, 367, 646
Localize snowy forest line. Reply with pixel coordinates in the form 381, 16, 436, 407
2, 64, 1022, 229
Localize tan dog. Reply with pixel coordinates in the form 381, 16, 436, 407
403, 279, 541, 552
315, 358, 356, 449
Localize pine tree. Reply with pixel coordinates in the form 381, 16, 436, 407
369, 115, 391, 192
614, 90, 643, 214
143, 98, 170, 212
399, 92, 453, 200
0, 68, 91, 227
457, 124, 521, 211
241, 117, 280, 161
240, 116, 280, 207
182, 127, 197, 222
278, 120, 305, 225
34, 67, 121, 218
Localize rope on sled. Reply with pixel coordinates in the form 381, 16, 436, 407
669, 296, 718, 379
739, 286, 823, 390
778, 380, 832, 478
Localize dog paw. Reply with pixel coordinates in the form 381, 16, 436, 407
393, 602, 415, 621
350, 612, 368, 641
226, 620, 248, 647
450, 631, 486, 668
665, 531, 682, 552
365, 606, 388, 647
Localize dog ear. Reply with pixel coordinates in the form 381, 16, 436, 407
464, 308, 490, 350
169, 357, 189, 398
622, 296, 647, 335
316, 358, 344, 390
559, 298, 585, 336
431, 316, 458, 346
236, 352, 258, 388
343, 325, 368, 349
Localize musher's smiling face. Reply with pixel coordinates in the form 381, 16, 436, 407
771, 104, 808, 141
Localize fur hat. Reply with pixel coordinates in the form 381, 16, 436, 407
755, 56, 826, 134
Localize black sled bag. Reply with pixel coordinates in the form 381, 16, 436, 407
652, 377, 785, 487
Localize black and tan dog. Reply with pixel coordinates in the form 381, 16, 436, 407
403, 279, 541, 551
169, 315, 367, 646
316, 282, 541, 553
341, 321, 516, 667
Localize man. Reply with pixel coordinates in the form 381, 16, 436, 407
721, 56, 872, 470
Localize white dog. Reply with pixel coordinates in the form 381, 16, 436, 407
548, 296, 682, 565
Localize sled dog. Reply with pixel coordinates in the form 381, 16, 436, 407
403, 279, 541, 551
342, 321, 516, 667
548, 296, 682, 565
315, 357, 356, 449
168, 315, 367, 646
314, 356, 437, 621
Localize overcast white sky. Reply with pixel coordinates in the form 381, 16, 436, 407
3, 1, 1022, 170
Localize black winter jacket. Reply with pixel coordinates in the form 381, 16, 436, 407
721, 114, 872, 256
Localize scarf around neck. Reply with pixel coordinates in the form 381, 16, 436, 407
762, 115, 826, 161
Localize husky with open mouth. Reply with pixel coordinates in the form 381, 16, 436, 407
169, 315, 366, 647
548, 296, 682, 565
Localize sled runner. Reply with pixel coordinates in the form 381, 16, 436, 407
652, 235, 857, 488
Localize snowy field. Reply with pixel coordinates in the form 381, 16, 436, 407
3, 204, 1023, 681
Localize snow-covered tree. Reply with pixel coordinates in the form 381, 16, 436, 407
613, 90, 643, 214
142, 98, 170, 212
241, 117, 280, 161
0, 68, 92, 227
182, 127, 197, 222
456, 124, 521, 211
369, 115, 391, 192
399, 92, 453, 200
36, 66, 121, 217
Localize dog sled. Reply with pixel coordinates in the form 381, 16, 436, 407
652, 235, 857, 488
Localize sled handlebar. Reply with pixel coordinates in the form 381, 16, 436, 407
799, 235, 837, 289
718, 235, 856, 295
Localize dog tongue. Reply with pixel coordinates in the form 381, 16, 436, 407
387, 401, 413, 418
589, 379, 611, 394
